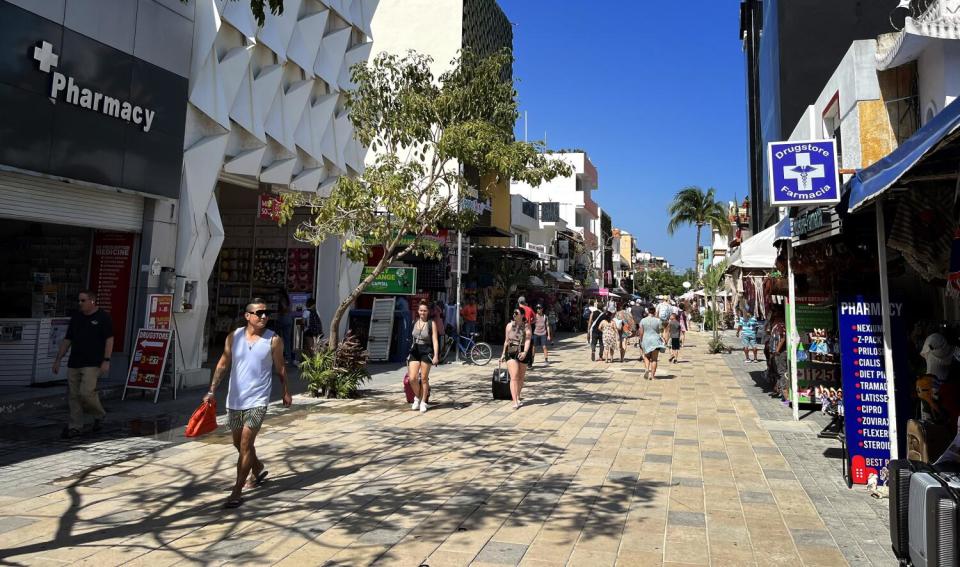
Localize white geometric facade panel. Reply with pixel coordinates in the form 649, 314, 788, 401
230, 63, 283, 142
340, 41, 373, 91
220, 0, 258, 42
175, 0, 375, 371
223, 146, 268, 176
260, 157, 298, 185
295, 93, 338, 161
256, 0, 302, 63
316, 27, 352, 90
288, 10, 330, 77
292, 166, 326, 193
265, 79, 313, 153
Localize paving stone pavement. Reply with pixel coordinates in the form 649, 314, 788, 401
0, 331, 893, 565
720, 343, 895, 567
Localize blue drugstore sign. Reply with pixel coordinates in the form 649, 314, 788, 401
768, 139, 841, 206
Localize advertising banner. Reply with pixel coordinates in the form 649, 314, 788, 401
768, 139, 841, 206
258, 193, 283, 221
89, 231, 136, 351
838, 295, 910, 485
145, 294, 174, 330
360, 267, 416, 295
124, 328, 172, 401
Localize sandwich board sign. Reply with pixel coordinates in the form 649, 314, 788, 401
123, 328, 172, 402
768, 139, 841, 206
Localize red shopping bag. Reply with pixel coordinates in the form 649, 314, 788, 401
403, 373, 415, 403
185, 399, 218, 437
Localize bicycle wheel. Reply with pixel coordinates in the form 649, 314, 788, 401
470, 342, 493, 366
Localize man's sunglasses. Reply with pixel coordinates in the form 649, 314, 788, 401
247, 310, 271, 318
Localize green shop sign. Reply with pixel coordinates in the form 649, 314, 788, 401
361, 267, 417, 295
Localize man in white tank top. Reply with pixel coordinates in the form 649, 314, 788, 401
204, 298, 292, 508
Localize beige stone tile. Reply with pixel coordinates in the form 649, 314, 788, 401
568, 548, 618, 566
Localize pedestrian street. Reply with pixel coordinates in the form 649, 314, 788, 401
0, 332, 877, 566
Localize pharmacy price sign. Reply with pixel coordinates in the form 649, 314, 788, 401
124, 329, 172, 400
838, 296, 910, 486
767, 139, 841, 206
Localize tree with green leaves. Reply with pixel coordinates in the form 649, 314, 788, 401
701, 259, 729, 341
283, 49, 570, 349
666, 186, 731, 274
634, 269, 684, 301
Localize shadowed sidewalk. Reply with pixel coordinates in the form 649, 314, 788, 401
0, 331, 867, 566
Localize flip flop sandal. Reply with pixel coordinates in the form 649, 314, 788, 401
253, 470, 269, 487
224, 496, 244, 509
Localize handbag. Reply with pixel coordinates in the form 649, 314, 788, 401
185, 399, 218, 437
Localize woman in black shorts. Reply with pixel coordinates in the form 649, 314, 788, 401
408, 300, 439, 413
500, 308, 532, 409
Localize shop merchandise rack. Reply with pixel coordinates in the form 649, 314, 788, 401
206, 212, 316, 355
0, 235, 88, 317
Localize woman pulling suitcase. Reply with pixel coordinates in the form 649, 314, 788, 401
408, 300, 440, 414
500, 308, 533, 409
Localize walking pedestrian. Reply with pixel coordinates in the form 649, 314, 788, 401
302, 298, 323, 357
547, 305, 558, 345
52, 290, 111, 439
205, 298, 292, 508
533, 304, 552, 363
736, 309, 761, 363
616, 303, 634, 362
600, 307, 619, 364
500, 308, 532, 409
277, 287, 294, 365
409, 300, 440, 413
460, 296, 478, 337
585, 300, 600, 344
517, 296, 535, 324
630, 300, 645, 347
589, 303, 609, 362
678, 302, 689, 347
639, 306, 667, 380
667, 312, 683, 363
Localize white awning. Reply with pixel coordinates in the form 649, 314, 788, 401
728, 222, 778, 269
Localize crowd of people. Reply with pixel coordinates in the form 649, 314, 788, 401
584, 297, 692, 380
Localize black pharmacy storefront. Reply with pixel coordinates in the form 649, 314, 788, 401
0, 2, 187, 386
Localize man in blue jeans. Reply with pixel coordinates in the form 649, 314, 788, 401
736, 309, 761, 363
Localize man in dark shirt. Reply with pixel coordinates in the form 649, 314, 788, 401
53, 290, 113, 438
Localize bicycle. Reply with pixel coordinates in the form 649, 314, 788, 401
440, 332, 493, 365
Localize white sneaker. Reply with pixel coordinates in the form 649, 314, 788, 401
411, 397, 420, 411
420, 401, 428, 413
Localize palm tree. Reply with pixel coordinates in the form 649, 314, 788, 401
702, 260, 729, 341
666, 186, 731, 273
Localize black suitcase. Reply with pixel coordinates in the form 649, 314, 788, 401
889, 459, 916, 562
492, 364, 511, 400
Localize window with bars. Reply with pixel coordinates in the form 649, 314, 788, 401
540, 202, 560, 222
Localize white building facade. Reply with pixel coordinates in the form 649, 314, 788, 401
510, 151, 602, 285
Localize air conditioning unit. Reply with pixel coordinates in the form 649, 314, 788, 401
908, 471, 959, 567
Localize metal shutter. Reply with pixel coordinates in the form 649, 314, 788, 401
366, 297, 396, 362
0, 171, 144, 232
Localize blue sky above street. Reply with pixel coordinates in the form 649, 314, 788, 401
500, 0, 748, 270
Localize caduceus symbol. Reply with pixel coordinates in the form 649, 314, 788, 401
791, 163, 817, 190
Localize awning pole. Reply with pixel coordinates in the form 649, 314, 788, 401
875, 200, 900, 461
787, 240, 800, 421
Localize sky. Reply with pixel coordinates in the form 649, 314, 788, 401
499, 0, 748, 271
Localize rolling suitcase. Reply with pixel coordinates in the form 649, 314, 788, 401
907, 419, 952, 463
403, 372, 416, 404
492, 363, 511, 400
889, 459, 917, 562
907, 469, 960, 567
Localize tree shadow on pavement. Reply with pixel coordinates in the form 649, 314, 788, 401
0, 401, 661, 565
